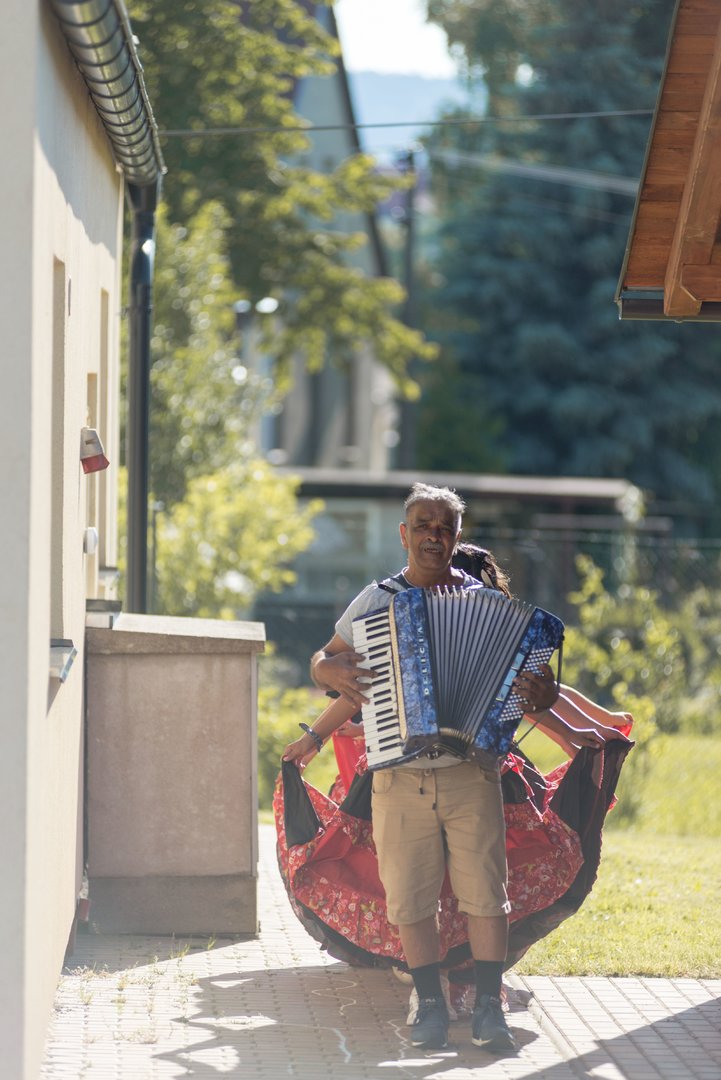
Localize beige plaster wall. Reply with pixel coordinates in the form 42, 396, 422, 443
0, 9, 35, 1078
0, 4, 124, 1077
86, 615, 265, 935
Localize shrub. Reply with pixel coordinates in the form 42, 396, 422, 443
256, 682, 341, 809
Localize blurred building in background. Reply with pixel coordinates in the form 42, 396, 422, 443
253, 467, 674, 677
247, 3, 400, 473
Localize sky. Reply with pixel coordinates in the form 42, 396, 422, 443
333, 0, 457, 78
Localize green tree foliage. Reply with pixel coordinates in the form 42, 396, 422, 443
153, 461, 322, 617
129, 0, 434, 385
129, 202, 324, 619
563, 555, 672, 735
555, 553, 721, 816
150, 202, 245, 509
419, 0, 721, 507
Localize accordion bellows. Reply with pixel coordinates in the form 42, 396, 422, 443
352, 586, 564, 769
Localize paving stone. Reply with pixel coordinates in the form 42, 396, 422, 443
41, 826, 721, 1080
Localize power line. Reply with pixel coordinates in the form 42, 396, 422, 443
158, 108, 653, 138
429, 170, 632, 224
429, 148, 639, 196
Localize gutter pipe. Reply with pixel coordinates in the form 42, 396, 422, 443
618, 298, 721, 322
49, 0, 165, 612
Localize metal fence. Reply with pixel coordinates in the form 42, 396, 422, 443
255, 528, 721, 679
465, 527, 721, 621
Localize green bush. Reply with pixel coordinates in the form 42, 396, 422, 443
674, 587, 721, 734
256, 682, 342, 809
564, 554, 721, 737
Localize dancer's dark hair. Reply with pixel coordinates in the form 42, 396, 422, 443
452, 542, 512, 598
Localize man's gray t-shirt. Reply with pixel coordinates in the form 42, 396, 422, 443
334, 570, 479, 645
335, 570, 498, 771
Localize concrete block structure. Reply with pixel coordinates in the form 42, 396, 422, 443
86, 614, 265, 936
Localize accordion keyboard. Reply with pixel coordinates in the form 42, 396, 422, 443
351, 608, 406, 767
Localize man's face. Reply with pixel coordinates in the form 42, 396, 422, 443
400, 499, 461, 577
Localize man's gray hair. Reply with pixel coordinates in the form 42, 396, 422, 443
404, 482, 466, 520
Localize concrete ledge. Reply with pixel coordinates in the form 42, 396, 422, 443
88, 873, 259, 936
87, 613, 265, 655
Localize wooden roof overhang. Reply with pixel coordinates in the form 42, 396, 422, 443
616, 0, 721, 321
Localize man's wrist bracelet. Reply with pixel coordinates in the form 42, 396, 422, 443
299, 723, 323, 752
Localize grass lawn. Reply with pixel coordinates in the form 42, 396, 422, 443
513, 830, 721, 978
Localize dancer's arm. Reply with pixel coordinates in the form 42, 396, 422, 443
527, 714, 577, 757
530, 687, 633, 757
556, 684, 633, 732
529, 709, 608, 752
281, 696, 356, 767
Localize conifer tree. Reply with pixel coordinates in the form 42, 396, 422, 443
421, 0, 721, 511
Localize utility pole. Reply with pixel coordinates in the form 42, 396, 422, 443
396, 147, 417, 470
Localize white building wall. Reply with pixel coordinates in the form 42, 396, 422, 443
0, 5, 123, 1076
0, 7, 35, 1077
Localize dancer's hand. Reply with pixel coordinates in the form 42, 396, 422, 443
335, 718, 365, 738
566, 726, 607, 751
588, 721, 633, 743
281, 733, 317, 768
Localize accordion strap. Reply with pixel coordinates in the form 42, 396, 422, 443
377, 573, 408, 594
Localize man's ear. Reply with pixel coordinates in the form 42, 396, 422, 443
399, 521, 408, 550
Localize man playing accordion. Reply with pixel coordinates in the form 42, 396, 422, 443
283, 482, 608, 1052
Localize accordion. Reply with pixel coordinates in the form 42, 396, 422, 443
352, 586, 564, 770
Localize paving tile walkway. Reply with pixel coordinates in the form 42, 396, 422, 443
42, 825, 721, 1079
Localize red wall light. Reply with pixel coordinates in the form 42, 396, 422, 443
80, 427, 109, 473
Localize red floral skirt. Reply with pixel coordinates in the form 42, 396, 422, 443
274, 738, 632, 972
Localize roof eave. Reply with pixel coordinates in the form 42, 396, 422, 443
49, 0, 165, 187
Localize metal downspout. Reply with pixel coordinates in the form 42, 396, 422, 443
125, 181, 158, 613
49, 0, 165, 611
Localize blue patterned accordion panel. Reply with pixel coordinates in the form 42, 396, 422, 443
352, 586, 564, 769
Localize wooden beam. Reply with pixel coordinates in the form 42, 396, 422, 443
680, 263, 721, 301
664, 5, 721, 316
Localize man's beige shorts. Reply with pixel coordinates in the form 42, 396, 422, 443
371, 760, 510, 926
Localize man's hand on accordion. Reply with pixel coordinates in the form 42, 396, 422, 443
312, 649, 377, 711
513, 663, 559, 713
